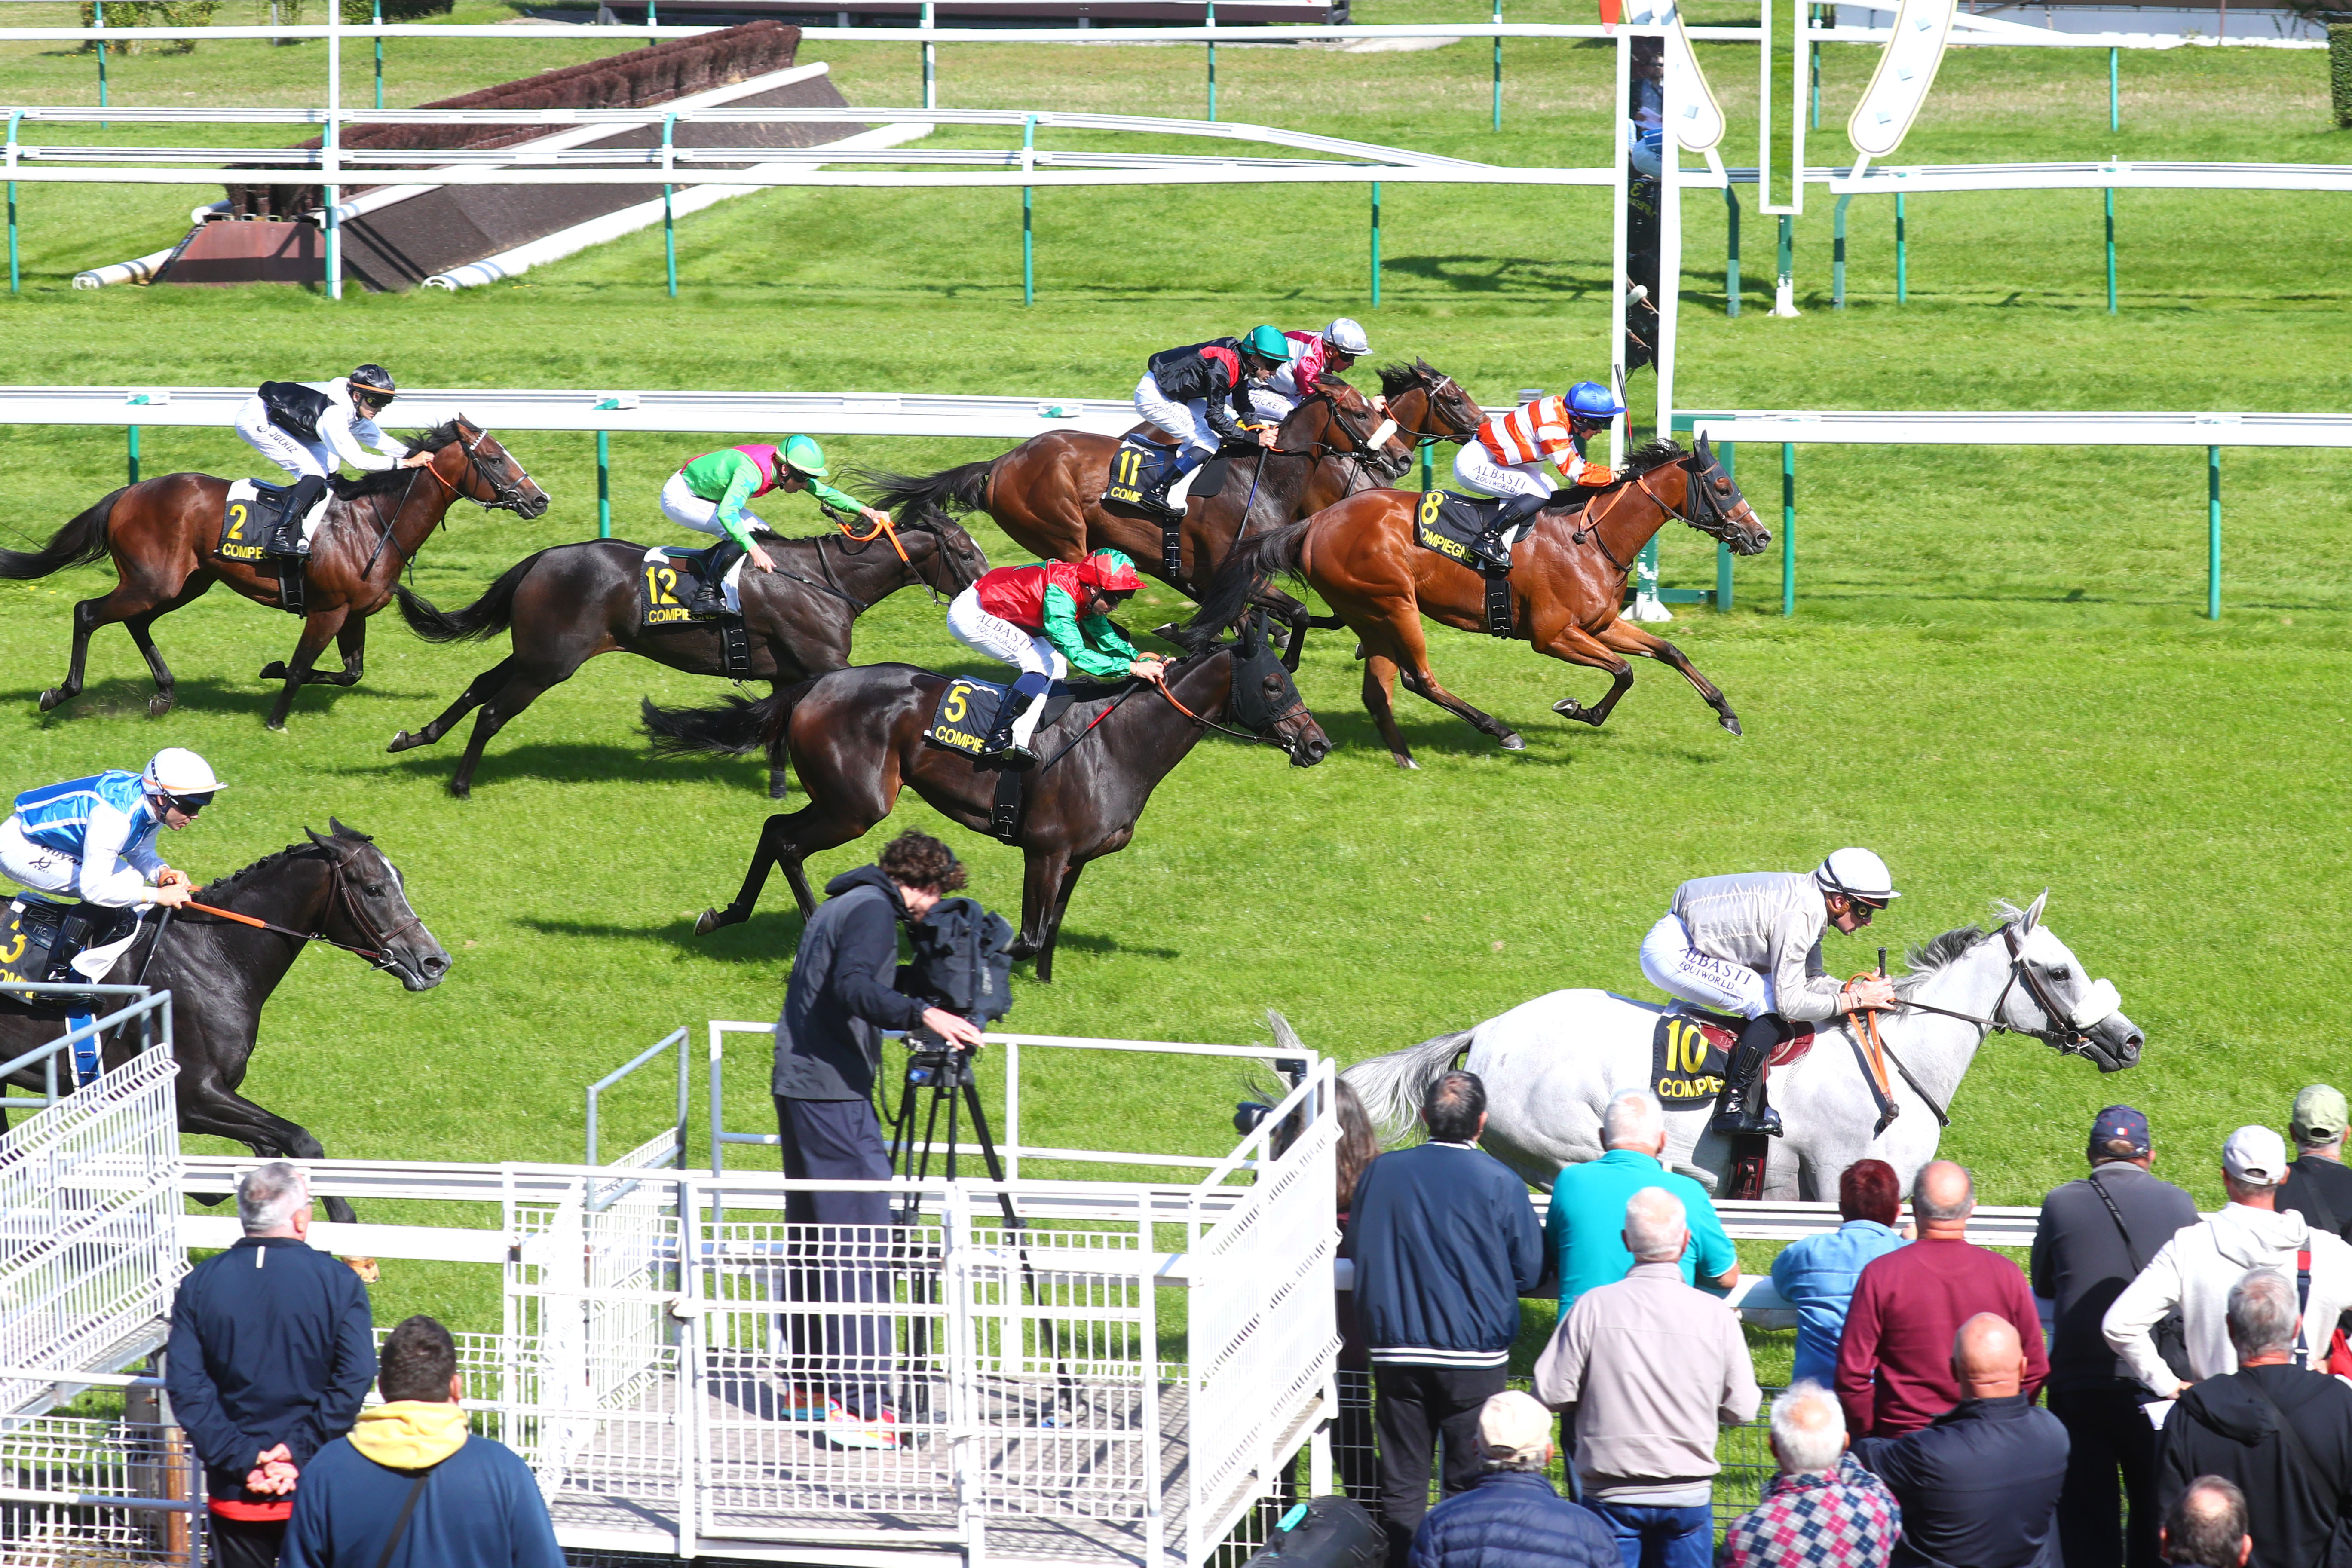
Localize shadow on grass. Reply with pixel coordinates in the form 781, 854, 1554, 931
7, 675, 389, 723
372, 740, 765, 793
1312, 706, 1586, 765
518, 906, 809, 960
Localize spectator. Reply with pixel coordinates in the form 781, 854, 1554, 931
2031, 1104, 2199, 1568
771, 830, 985, 1449
2156, 1268, 2352, 1568
1406, 1391, 1617, 1568
1532, 1187, 1761, 1568
2159, 1478, 2251, 1568
2105, 1125, 2352, 1396
1544, 1091, 1737, 1308
1720, 1381, 1901, 1568
1855, 1314, 2069, 1568
1834, 1161, 2049, 1438
1770, 1160, 1906, 1390
1332, 1077, 1381, 1503
280, 1316, 563, 1568
2279, 1085, 2352, 1243
165, 1162, 375, 1568
1349, 1070, 1545, 1567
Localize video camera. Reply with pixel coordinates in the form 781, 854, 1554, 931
1230, 1058, 1311, 1136
897, 896, 1015, 1064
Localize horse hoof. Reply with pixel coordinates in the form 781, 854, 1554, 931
387, 731, 412, 753
1551, 698, 1583, 719
1721, 714, 1744, 737
694, 908, 723, 937
1500, 734, 1526, 751
257, 662, 287, 680
1391, 753, 1418, 771
342, 1256, 381, 1283
1007, 936, 1041, 962
265, 720, 288, 733
147, 693, 174, 718
445, 780, 471, 801
37, 689, 64, 713
768, 775, 791, 801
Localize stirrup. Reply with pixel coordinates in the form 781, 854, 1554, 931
1710, 1102, 1783, 1138
995, 744, 1038, 771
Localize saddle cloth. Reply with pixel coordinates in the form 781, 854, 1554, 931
923, 674, 1108, 758
0, 897, 144, 1008
221, 478, 329, 564
1103, 432, 1180, 515
640, 544, 746, 625
1650, 1007, 1817, 1109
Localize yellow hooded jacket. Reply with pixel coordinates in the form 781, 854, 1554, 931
346, 1402, 470, 1470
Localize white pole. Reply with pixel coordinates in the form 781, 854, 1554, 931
1608, 28, 1629, 473
1657, 16, 1680, 450
325, 0, 341, 299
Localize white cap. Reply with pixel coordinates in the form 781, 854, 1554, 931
144, 747, 225, 796
1814, 847, 1899, 905
2223, 1125, 2288, 1187
1476, 1390, 1553, 1463
1321, 318, 1371, 356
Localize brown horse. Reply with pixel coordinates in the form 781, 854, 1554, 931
1193, 436, 1771, 768
858, 361, 1484, 663
0, 419, 548, 729
638, 613, 1330, 982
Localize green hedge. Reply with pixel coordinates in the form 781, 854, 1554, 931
2333, 23, 2352, 129
338, 0, 454, 23
76, 0, 217, 52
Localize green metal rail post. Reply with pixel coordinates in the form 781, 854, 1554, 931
127, 425, 139, 483
2104, 185, 2116, 314
921, 1, 935, 110
1717, 442, 1736, 610
1832, 193, 1851, 307
1420, 438, 1433, 492
1780, 442, 1795, 616
6, 112, 18, 296
373, 0, 384, 110
1724, 187, 1740, 317
1492, 0, 1502, 131
596, 431, 611, 538
2109, 47, 2119, 132
1369, 181, 1380, 308
1810, 31, 1820, 130
1895, 193, 1907, 303
1021, 113, 1035, 306
2207, 446, 2220, 620
662, 113, 677, 297
1205, 0, 1216, 122
94, 0, 106, 124
1776, 213, 1792, 303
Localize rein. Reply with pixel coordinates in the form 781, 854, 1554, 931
178, 846, 425, 972
1843, 980, 1952, 1129
1153, 669, 1304, 749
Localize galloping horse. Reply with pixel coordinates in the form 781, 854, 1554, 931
639, 613, 1331, 982
1194, 437, 1770, 767
858, 362, 1482, 666
1339, 894, 2143, 1201
385, 514, 990, 799
0, 419, 548, 729
0, 821, 450, 1230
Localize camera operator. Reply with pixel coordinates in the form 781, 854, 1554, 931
773, 831, 984, 1449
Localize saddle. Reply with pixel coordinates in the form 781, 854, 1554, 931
0, 897, 145, 1086
1103, 426, 1245, 579
1650, 1007, 1817, 1109
221, 479, 322, 615
925, 674, 1121, 842
640, 546, 749, 676
1410, 490, 1546, 637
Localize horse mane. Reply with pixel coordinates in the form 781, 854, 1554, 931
329, 420, 466, 500
199, 825, 371, 899
1586, 437, 1687, 492
1376, 362, 1430, 398
1894, 903, 2037, 995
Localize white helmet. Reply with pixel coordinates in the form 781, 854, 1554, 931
144, 747, 225, 798
1321, 318, 1371, 356
1814, 847, 1898, 906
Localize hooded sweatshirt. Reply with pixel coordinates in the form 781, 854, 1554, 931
771, 865, 928, 1102
2103, 1200, 2352, 1397
2157, 1363, 2352, 1568
280, 1403, 564, 1568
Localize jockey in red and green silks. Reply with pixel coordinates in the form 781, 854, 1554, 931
659, 435, 892, 616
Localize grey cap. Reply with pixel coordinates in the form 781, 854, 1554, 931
2292, 1085, 2348, 1146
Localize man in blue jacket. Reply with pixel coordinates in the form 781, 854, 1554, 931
1348, 1070, 1546, 1567
165, 1162, 375, 1568
280, 1315, 564, 1568
1409, 1391, 1617, 1568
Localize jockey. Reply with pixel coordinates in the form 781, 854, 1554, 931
1250, 318, 1377, 425
0, 748, 220, 911
1452, 380, 1625, 566
232, 364, 434, 555
944, 549, 1169, 768
1127, 326, 1291, 519
1639, 848, 1904, 1138
661, 437, 892, 618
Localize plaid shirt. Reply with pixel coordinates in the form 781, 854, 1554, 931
1720, 1454, 1900, 1568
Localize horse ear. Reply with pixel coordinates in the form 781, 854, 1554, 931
303, 826, 330, 849
1695, 432, 1714, 467
326, 815, 370, 842
2020, 889, 2049, 935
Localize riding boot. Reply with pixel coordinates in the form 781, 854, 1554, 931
272, 474, 329, 557
1474, 494, 1547, 571
1141, 447, 1206, 523
690, 538, 745, 619
1710, 1017, 1786, 1138
980, 673, 1052, 770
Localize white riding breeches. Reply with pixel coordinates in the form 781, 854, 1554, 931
1452, 440, 1555, 503
945, 587, 1068, 748
1132, 375, 1220, 458
234, 396, 340, 545
0, 818, 86, 900
1640, 914, 1776, 1020
658, 472, 774, 539
1249, 388, 1298, 425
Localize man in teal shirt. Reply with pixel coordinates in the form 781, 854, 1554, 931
1545, 1090, 1740, 1308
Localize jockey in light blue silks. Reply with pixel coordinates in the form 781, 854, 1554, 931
0, 748, 220, 911
1639, 848, 1903, 1137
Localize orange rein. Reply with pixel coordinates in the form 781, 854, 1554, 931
184, 900, 266, 930
838, 511, 911, 567
1843, 972, 1896, 1105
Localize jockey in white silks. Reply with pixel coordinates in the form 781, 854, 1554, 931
1638, 848, 1903, 1137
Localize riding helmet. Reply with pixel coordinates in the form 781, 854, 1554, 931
1814, 847, 1900, 906
144, 747, 226, 797
1565, 380, 1624, 422
1241, 325, 1293, 364
1321, 318, 1371, 356
1080, 549, 1144, 594
782, 434, 830, 478
348, 364, 398, 399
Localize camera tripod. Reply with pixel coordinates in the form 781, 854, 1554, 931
885, 1036, 1022, 1234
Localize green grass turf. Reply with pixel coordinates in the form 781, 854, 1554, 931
0, 5, 2348, 1348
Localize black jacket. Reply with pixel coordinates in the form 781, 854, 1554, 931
772, 866, 928, 1101
2283, 1156, 2352, 1244
1348, 1142, 1543, 1365
2159, 1363, 2352, 1568
1856, 1394, 2069, 1568
1145, 338, 1255, 442
258, 380, 335, 443
1406, 1470, 1617, 1568
164, 1237, 378, 1507
2031, 1161, 2199, 1389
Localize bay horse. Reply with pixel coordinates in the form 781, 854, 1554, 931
1339, 892, 2143, 1201
1194, 436, 1771, 768
857, 362, 1482, 666
638, 613, 1331, 982
0, 821, 450, 1238
384, 513, 990, 799
0, 419, 549, 729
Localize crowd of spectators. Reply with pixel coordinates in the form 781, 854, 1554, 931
1337, 1073, 2352, 1568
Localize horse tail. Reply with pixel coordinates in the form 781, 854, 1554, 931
0, 489, 122, 581
395, 552, 537, 643
849, 461, 992, 527
1342, 1027, 1476, 1146
1185, 514, 1313, 640
640, 688, 799, 758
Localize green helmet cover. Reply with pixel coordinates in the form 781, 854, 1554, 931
1242, 325, 1291, 362
782, 434, 829, 478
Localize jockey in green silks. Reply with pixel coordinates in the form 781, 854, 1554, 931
659, 436, 892, 617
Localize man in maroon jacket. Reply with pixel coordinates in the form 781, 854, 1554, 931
1835, 1160, 2049, 1437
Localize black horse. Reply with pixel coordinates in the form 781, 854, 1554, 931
639, 613, 1331, 982
387, 514, 990, 799
0, 821, 450, 1227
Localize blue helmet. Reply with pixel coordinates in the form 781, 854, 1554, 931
1565, 380, 1624, 422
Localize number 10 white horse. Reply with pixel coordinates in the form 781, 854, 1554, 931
1341, 894, 2144, 1202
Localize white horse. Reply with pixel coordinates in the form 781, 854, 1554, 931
1341, 894, 2144, 1201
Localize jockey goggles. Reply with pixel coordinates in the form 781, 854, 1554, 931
161, 790, 214, 815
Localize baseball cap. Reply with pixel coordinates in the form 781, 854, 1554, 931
1477, 1390, 1553, 1464
2291, 1085, 2348, 1146
2088, 1105, 2151, 1161
2222, 1125, 2289, 1187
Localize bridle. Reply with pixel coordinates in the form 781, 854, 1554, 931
1892, 924, 2116, 1057
1152, 640, 1312, 752
364, 422, 537, 577
1575, 444, 1754, 572
183, 842, 429, 977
